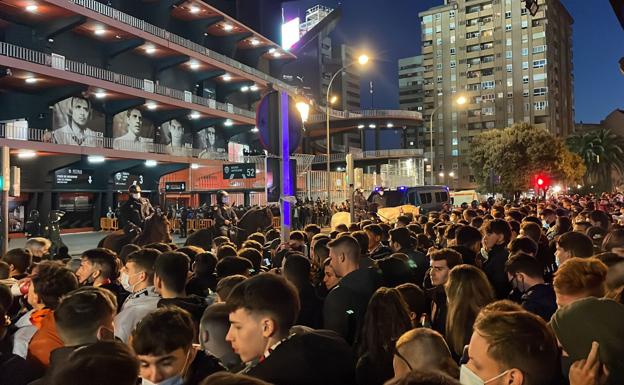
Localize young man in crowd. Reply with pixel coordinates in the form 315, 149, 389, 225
464, 310, 559, 385
132, 307, 225, 385
428, 249, 463, 335
114, 248, 161, 342
505, 253, 557, 321
555, 231, 595, 266
200, 303, 242, 371
2, 248, 32, 280
75, 248, 128, 311
154, 251, 208, 326
324, 235, 382, 344
481, 219, 512, 299
364, 224, 392, 260
451, 225, 481, 266
226, 273, 355, 385
553, 257, 608, 308
392, 328, 458, 380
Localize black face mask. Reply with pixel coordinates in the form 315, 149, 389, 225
560, 355, 573, 379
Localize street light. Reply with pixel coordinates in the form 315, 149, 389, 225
429, 95, 466, 185
326, 53, 370, 206
296, 102, 310, 124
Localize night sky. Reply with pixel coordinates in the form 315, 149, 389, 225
283, 0, 624, 124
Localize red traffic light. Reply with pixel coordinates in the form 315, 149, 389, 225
537, 178, 544, 186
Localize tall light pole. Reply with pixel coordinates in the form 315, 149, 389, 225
429, 95, 466, 185
326, 54, 369, 206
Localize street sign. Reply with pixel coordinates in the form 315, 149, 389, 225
223, 163, 256, 180
114, 171, 144, 189
165, 181, 186, 192
54, 168, 94, 186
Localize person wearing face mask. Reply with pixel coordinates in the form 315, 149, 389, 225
31, 287, 117, 384
119, 184, 155, 237
461, 309, 559, 385
213, 190, 238, 238
554, 231, 594, 267
504, 253, 556, 321
74, 248, 128, 312
114, 249, 161, 343
132, 307, 225, 385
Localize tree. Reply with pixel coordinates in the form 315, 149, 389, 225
469, 123, 585, 196
566, 128, 624, 192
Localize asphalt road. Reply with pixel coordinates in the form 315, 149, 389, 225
9, 231, 189, 257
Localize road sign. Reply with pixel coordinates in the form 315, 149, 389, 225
165, 181, 187, 192
54, 168, 94, 187
223, 163, 256, 180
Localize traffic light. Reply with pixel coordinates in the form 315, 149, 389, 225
537, 177, 544, 187
534, 173, 549, 189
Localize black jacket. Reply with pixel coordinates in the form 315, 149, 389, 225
100, 282, 129, 313
186, 274, 218, 297
399, 248, 429, 288
296, 283, 323, 329
369, 244, 392, 260
521, 283, 557, 321
323, 267, 382, 345
119, 197, 154, 233
246, 330, 355, 385
428, 285, 447, 335
356, 352, 394, 385
482, 245, 511, 299
450, 245, 477, 266
213, 204, 237, 227
184, 350, 226, 385
158, 295, 208, 326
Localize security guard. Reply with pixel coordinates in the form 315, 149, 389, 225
213, 190, 238, 237
119, 184, 155, 235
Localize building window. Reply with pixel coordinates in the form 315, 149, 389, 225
508, 118, 514, 126
436, 49, 442, 57
505, 11, 511, 18
450, 86, 457, 93
523, 89, 529, 97
506, 51, 513, 59
533, 87, 548, 96
521, 8, 528, 15
437, 75, 443, 83
436, 63, 442, 70
436, 25, 442, 33
482, 94, 495, 102
522, 34, 529, 43
450, 22, 456, 30
482, 107, 494, 115
449, 10, 456, 17
450, 47, 456, 55
533, 31, 546, 39
507, 91, 513, 98
505, 24, 512, 31
451, 73, 457, 81
437, 38, 442, 45
451, 149, 459, 156
452, 138, 458, 145
423, 15, 433, 23
521, 20, 528, 29
435, 13, 441, 20
507, 78, 513, 87
485, 121, 496, 129
534, 101, 548, 110
523, 75, 529, 84
522, 61, 529, 70
424, 27, 433, 35
533, 59, 547, 68
533, 73, 547, 81
533, 45, 547, 54
521, 48, 528, 56
450, 60, 456, 68
506, 38, 512, 46
506, 64, 513, 72
481, 81, 495, 90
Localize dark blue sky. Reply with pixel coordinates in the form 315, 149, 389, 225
284, 0, 624, 123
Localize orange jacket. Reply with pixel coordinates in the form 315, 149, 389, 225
27, 310, 63, 368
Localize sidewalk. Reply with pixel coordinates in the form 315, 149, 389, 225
9, 231, 189, 257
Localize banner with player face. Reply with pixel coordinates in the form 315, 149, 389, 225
51, 95, 105, 147
112, 108, 155, 152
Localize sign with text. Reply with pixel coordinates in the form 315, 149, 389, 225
54, 168, 94, 186
165, 181, 186, 192
114, 171, 144, 189
223, 163, 256, 180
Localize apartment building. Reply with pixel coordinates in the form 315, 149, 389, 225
398, 55, 426, 150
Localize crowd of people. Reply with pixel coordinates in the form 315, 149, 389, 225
1, 193, 624, 385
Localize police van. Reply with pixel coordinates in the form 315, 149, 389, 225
367, 185, 451, 213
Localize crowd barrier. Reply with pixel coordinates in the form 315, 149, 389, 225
100, 218, 118, 231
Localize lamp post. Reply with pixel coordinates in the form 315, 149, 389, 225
429, 95, 466, 185
326, 54, 369, 207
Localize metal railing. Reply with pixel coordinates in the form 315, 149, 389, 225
0, 42, 255, 120
309, 107, 423, 123
311, 148, 424, 164
69, 0, 298, 95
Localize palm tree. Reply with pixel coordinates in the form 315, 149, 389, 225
566, 128, 624, 192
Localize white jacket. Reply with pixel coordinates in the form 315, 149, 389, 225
12, 309, 36, 358
114, 286, 160, 343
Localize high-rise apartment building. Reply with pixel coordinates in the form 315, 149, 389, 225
419, 0, 574, 188
399, 56, 426, 149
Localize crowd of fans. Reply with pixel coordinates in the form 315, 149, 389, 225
1, 194, 624, 385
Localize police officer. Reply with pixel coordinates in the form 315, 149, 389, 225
179, 206, 189, 238
119, 184, 155, 235
213, 190, 238, 237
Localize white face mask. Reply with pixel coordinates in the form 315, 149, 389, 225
142, 376, 182, 385
120, 271, 142, 293
460, 364, 509, 385
132, 193, 141, 200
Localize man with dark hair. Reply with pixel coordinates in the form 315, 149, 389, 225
428, 249, 463, 335
38, 287, 117, 383
75, 248, 127, 311
452, 225, 481, 265
349, 230, 374, 268
395, 215, 411, 228
226, 273, 355, 385
238, 248, 262, 274
324, 235, 381, 344
2, 248, 32, 279
464, 310, 559, 385
555, 231, 594, 266
364, 224, 392, 260
481, 219, 512, 299
509, 237, 538, 258
186, 252, 218, 297
132, 307, 224, 385
215, 275, 247, 302
27, 261, 79, 368
200, 303, 242, 371
505, 254, 556, 321
217, 245, 238, 260
50, 341, 139, 385
53, 96, 100, 147
114, 248, 161, 343
389, 227, 428, 286
216, 256, 253, 279
155, 251, 208, 327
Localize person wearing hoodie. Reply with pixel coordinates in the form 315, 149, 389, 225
155, 252, 208, 330
389, 227, 428, 287
324, 235, 382, 345
550, 297, 624, 385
